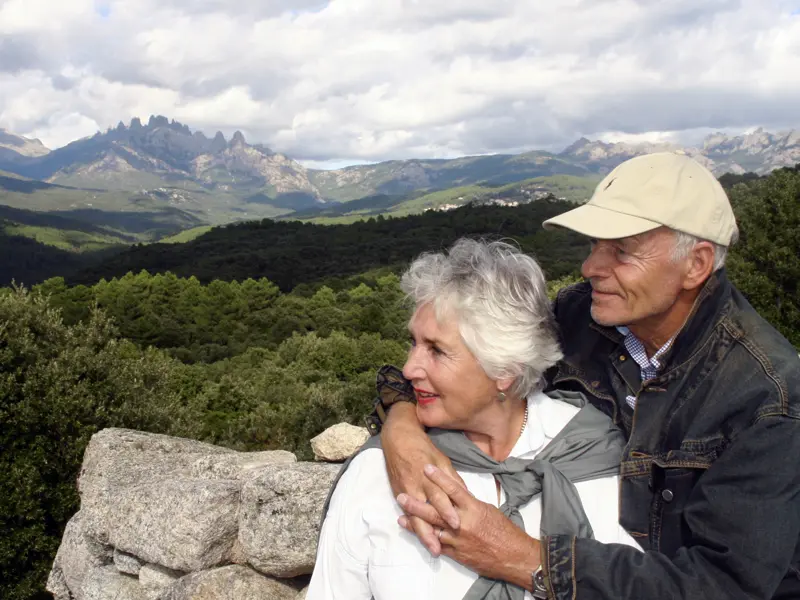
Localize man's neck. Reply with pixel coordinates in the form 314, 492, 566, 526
627, 288, 703, 356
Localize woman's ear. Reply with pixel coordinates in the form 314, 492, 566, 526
495, 377, 515, 394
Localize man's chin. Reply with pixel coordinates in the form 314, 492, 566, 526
590, 305, 626, 327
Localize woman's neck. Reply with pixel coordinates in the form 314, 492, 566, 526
464, 398, 527, 461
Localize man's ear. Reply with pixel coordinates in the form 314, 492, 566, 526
683, 241, 715, 291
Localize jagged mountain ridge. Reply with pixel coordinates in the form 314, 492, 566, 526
562, 128, 800, 175
0, 117, 797, 208
0, 116, 320, 202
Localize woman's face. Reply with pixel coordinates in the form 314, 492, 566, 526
402, 303, 501, 430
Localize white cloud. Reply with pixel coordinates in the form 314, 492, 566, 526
0, 0, 797, 165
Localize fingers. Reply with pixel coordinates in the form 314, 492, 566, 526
423, 477, 461, 529
396, 493, 448, 528
404, 515, 442, 556
424, 464, 472, 511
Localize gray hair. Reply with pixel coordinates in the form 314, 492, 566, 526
400, 238, 563, 398
671, 226, 739, 271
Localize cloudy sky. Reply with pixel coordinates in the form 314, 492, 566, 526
1, 0, 799, 167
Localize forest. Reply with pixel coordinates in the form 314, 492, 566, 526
1, 165, 799, 599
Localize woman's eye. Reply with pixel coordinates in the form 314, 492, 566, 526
407, 336, 416, 349
431, 345, 444, 356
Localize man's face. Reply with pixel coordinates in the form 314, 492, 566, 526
581, 228, 687, 328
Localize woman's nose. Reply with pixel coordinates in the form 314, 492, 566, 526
402, 346, 425, 381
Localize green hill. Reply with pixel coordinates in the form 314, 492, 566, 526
70, 200, 588, 290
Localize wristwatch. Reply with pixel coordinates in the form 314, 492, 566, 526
364, 364, 417, 435
531, 565, 548, 599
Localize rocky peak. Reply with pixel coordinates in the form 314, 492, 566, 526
130, 117, 143, 129
0, 128, 51, 157
230, 131, 247, 147
148, 115, 170, 128
560, 137, 594, 155
210, 131, 227, 154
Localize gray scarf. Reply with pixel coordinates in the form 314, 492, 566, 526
321, 390, 625, 600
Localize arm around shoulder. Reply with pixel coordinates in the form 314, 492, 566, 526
543, 415, 800, 600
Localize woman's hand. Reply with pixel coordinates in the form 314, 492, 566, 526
397, 464, 542, 589
382, 403, 465, 555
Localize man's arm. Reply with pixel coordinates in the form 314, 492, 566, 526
402, 415, 800, 599
543, 415, 800, 600
381, 402, 464, 555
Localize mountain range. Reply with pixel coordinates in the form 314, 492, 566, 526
0, 117, 798, 263
2, 117, 798, 209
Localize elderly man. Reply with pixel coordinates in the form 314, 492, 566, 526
375, 152, 800, 599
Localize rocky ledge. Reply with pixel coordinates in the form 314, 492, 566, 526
47, 424, 369, 600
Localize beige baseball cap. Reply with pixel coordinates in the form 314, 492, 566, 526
543, 152, 738, 246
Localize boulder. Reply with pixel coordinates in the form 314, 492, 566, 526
159, 565, 297, 600
140, 564, 185, 600
310, 423, 369, 462
103, 478, 241, 572
190, 451, 296, 480
81, 565, 147, 600
78, 429, 234, 542
45, 566, 71, 600
114, 548, 144, 575
46, 511, 112, 599
239, 463, 340, 577
296, 586, 309, 599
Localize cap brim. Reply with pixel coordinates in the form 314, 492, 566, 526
542, 204, 662, 239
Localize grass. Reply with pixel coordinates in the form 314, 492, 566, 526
299, 174, 601, 225
2, 223, 130, 252
159, 226, 214, 243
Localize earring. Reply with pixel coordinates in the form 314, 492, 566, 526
498, 392, 506, 402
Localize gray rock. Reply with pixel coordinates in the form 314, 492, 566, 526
140, 564, 185, 600
45, 565, 71, 600
47, 511, 112, 598
159, 565, 297, 600
103, 478, 241, 572
310, 423, 369, 462
296, 586, 309, 599
78, 429, 233, 543
239, 463, 340, 577
114, 548, 144, 575
81, 565, 147, 600
190, 451, 296, 480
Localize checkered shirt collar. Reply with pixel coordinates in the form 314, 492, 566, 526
616, 326, 675, 382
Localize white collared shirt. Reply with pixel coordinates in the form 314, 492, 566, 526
307, 392, 641, 600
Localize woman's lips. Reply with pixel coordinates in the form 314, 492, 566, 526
414, 388, 438, 406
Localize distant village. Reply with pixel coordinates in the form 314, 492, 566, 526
424, 186, 566, 213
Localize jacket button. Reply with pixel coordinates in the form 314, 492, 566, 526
661, 489, 674, 502
619, 355, 626, 361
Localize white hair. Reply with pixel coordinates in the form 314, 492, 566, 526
671, 226, 739, 271
400, 238, 563, 398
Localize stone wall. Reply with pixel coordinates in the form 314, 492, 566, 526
47, 424, 370, 600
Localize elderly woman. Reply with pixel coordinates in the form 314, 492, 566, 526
306, 239, 639, 600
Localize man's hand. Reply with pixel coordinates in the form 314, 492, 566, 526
398, 464, 542, 590
382, 403, 465, 555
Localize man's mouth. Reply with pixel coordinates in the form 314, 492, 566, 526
414, 388, 438, 405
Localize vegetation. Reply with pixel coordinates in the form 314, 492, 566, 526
68, 200, 589, 290
1, 164, 799, 600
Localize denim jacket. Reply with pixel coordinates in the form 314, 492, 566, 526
542, 270, 800, 599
